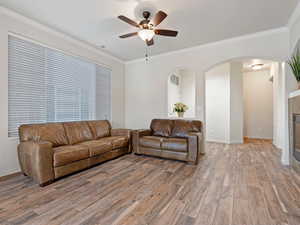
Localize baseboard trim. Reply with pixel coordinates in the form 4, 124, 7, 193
244, 137, 273, 143
0, 171, 22, 182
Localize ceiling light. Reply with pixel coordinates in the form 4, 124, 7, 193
251, 63, 264, 70
138, 29, 155, 41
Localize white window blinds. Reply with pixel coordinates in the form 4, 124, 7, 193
8, 35, 111, 137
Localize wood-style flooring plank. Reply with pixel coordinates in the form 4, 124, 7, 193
0, 140, 300, 225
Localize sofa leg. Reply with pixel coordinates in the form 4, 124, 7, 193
39, 180, 53, 187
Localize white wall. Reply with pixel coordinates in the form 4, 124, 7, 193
168, 71, 181, 116
279, 3, 300, 165
205, 62, 243, 144
179, 70, 196, 118
243, 69, 273, 139
125, 28, 289, 130
168, 69, 196, 117
0, 8, 125, 176
205, 63, 231, 143
230, 62, 244, 143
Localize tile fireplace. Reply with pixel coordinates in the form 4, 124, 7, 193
289, 93, 300, 173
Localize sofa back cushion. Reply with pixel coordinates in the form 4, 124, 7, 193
150, 119, 173, 137
19, 123, 68, 147
87, 120, 111, 139
171, 120, 202, 138
63, 121, 93, 145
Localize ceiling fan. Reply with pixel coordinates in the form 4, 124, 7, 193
118, 10, 178, 46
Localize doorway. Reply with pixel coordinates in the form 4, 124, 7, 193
205, 58, 279, 144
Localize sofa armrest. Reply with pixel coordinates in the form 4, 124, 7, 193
186, 132, 205, 165
111, 128, 131, 138
111, 129, 132, 152
132, 129, 152, 154
18, 141, 54, 186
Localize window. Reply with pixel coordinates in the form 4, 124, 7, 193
8, 35, 111, 137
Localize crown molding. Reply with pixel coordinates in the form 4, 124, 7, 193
0, 6, 124, 64
126, 27, 289, 64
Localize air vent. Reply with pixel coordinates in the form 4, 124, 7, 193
170, 74, 179, 85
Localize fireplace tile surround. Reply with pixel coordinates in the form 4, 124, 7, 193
289, 91, 300, 173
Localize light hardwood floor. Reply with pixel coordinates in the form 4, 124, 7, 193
1, 140, 300, 225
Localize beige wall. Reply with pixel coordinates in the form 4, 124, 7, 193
243, 70, 273, 139
0, 8, 125, 176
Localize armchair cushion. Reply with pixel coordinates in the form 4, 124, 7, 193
150, 119, 173, 137
53, 145, 89, 167
161, 138, 187, 152
140, 136, 162, 149
171, 120, 202, 138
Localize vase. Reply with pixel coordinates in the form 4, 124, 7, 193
177, 112, 184, 118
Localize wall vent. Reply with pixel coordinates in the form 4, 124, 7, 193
170, 74, 179, 85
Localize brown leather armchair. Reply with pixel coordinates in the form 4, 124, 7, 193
132, 119, 205, 165
18, 120, 131, 186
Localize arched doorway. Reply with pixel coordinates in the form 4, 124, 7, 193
203, 57, 285, 146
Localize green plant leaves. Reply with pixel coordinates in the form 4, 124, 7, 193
288, 49, 300, 82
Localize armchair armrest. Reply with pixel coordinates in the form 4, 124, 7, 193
186, 132, 205, 165
132, 129, 152, 154
18, 141, 54, 186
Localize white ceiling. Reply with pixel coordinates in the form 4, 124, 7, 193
0, 0, 298, 61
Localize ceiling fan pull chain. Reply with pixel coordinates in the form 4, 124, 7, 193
145, 46, 149, 62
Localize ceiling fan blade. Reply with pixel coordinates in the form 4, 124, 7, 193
152, 11, 167, 26
118, 15, 139, 28
155, 29, 178, 37
119, 32, 138, 38
146, 39, 154, 46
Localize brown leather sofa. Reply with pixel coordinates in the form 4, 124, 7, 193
132, 119, 205, 165
18, 120, 131, 186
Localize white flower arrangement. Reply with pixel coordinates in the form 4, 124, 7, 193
173, 102, 189, 113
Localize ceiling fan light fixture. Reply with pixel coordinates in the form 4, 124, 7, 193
138, 29, 155, 41
251, 63, 264, 70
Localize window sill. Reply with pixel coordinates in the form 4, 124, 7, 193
8, 137, 19, 142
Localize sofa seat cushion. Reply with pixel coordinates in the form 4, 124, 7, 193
101, 136, 129, 149
81, 140, 112, 157
161, 138, 187, 152
53, 145, 89, 167
140, 136, 162, 149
